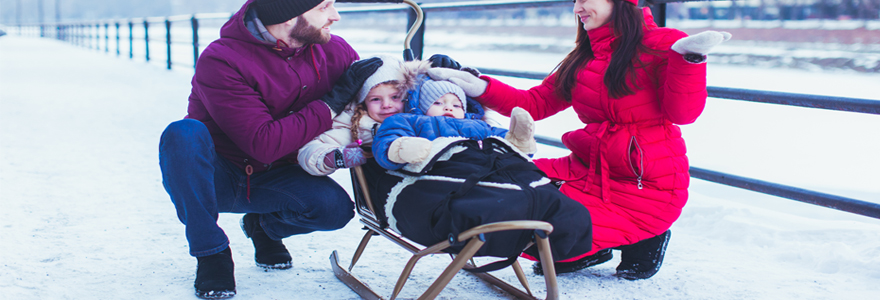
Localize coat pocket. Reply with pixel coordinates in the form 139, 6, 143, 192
627, 136, 644, 190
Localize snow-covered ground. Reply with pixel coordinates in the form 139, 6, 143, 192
2, 35, 880, 300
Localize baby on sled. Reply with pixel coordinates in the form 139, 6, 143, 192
371, 76, 594, 263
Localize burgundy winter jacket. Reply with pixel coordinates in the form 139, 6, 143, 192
476, 8, 706, 259
186, 0, 359, 173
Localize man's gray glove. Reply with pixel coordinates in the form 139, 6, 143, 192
670, 31, 732, 63
321, 57, 383, 115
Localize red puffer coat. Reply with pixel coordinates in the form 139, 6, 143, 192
476, 9, 706, 259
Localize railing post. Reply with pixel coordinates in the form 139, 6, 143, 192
129, 21, 134, 59
166, 18, 172, 70
88, 23, 93, 50
144, 20, 150, 62
192, 15, 199, 69
406, 4, 426, 60
649, 2, 666, 27
96, 23, 101, 49
115, 22, 120, 56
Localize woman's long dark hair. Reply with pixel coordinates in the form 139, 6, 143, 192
554, 1, 650, 101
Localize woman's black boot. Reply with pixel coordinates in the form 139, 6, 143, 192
616, 230, 671, 280
532, 248, 613, 275
241, 213, 292, 269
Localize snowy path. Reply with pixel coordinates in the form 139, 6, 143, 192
2, 36, 879, 300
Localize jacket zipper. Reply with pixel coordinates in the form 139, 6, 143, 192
628, 136, 644, 190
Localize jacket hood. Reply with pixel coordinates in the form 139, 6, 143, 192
220, 0, 298, 54
220, 0, 262, 45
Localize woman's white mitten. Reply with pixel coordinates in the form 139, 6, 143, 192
426, 68, 488, 97
505, 107, 537, 154
671, 31, 731, 63
388, 137, 433, 164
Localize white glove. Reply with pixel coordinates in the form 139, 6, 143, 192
505, 107, 537, 154
426, 67, 488, 98
671, 31, 731, 63
388, 137, 433, 164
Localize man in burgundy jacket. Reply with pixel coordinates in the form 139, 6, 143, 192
158, 0, 382, 298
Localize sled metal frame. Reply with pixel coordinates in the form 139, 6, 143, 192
330, 165, 560, 300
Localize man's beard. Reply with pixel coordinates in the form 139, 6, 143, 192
289, 16, 331, 45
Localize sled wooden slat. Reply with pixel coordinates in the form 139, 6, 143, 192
330, 165, 562, 300
361, 218, 421, 254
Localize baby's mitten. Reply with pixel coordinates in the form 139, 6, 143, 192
505, 107, 537, 154
388, 137, 433, 164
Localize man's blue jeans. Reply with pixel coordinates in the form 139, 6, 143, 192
159, 119, 354, 257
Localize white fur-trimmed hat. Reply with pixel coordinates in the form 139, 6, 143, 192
355, 54, 406, 104
418, 79, 466, 114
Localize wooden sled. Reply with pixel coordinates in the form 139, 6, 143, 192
331, 1, 559, 298
329, 165, 560, 300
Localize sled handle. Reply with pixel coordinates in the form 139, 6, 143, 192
338, 0, 423, 61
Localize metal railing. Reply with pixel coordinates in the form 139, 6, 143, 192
16, 0, 880, 219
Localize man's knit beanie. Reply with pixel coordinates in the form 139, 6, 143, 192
254, 0, 324, 26
356, 54, 406, 104
418, 80, 466, 114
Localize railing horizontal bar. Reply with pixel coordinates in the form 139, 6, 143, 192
145, 16, 168, 23
479, 68, 548, 80
535, 134, 879, 220
646, 0, 722, 4
166, 15, 194, 22
193, 12, 234, 20
534, 135, 565, 149
339, 4, 410, 13
707, 87, 880, 115
420, 0, 571, 12
479, 69, 880, 115
689, 167, 880, 219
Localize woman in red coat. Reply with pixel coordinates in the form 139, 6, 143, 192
429, 0, 729, 280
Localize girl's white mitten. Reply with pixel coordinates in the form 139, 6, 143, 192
426, 68, 488, 97
388, 137, 433, 164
